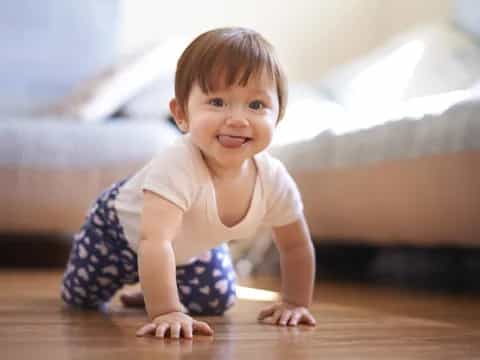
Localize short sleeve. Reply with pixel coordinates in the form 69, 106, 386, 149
263, 158, 304, 227
142, 142, 197, 211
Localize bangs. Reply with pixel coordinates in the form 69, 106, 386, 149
195, 31, 277, 93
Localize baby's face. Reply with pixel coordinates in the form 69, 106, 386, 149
181, 71, 279, 170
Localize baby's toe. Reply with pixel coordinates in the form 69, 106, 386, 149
120, 291, 145, 308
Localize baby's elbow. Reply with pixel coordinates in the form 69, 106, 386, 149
280, 240, 314, 260
137, 234, 151, 253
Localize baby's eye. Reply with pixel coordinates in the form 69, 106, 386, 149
209, 98, 224, 107
249, 100, 265, 110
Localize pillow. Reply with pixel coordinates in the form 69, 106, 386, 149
42, 37, 188, 122
316, 23, 480, 117
120, 76, 174, 120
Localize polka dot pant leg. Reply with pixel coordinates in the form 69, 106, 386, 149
176, 244, 237, 315
61, 179, 138, 309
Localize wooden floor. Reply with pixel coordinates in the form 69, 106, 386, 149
2, 270, 480, 359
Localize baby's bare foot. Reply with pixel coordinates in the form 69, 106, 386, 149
120, 291, 145, 308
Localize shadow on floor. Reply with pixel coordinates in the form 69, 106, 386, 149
0, 234, 70, 268
314, 241, 480, 294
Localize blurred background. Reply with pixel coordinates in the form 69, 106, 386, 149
1, 0, 479, 292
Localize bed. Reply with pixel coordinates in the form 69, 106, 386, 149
232, 15, 480, 272
1, 3, 479, 265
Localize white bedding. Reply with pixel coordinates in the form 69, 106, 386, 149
0, 118, 179, 169
271, 88, 480, 171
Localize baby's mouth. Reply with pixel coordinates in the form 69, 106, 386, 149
217, 135, 252, 148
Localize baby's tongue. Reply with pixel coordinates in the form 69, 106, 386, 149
217, 135, 245, 148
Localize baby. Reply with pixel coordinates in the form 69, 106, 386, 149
61, 27, 316, 339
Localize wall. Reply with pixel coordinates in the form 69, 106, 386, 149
120, 0, 452, 82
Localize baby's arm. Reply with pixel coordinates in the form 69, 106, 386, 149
257, 215, 317, 326
136, 190, 213, 338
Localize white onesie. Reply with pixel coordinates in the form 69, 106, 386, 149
114, 134, 303, 265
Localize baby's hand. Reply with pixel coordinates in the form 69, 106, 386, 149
257, 302, 316, 327
136, 311, 214, 339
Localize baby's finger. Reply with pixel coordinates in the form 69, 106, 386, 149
257, 307, 275, 320
169, 322, 181, 339
136, 323, 157, 337
193, 320, 214, 336
181, 322, 193, 339
288, 312, 302, 326
279, 310, 292, 326
301, 312, 317, 326
269, 309, 283, 325
155, 323, 169, 338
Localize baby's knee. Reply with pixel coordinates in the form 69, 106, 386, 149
182, 279, 237, 316
186, 294, 236, 316
60, 284, 100, 310
211, 286, 237, 315
217, 291, 237, 315
60, 272, 111, 311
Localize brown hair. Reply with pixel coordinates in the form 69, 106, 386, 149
174, 27, 288, 121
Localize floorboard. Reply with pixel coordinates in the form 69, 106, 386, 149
2, 270, 480, 359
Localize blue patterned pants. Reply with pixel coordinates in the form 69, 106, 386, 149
61, 180, 237, 315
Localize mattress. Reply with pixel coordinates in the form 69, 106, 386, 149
269, 92, 480, 246
0, 117, 180, 234
271, 90, 480, 171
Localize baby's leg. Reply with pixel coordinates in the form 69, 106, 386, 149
176, 244, 237, 316
61, 181, 138, 309
61, 224, 138, 309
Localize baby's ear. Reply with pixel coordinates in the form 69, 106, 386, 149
169, 98, 189, 132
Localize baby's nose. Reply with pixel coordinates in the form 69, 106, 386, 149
226, 108, 249, 127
